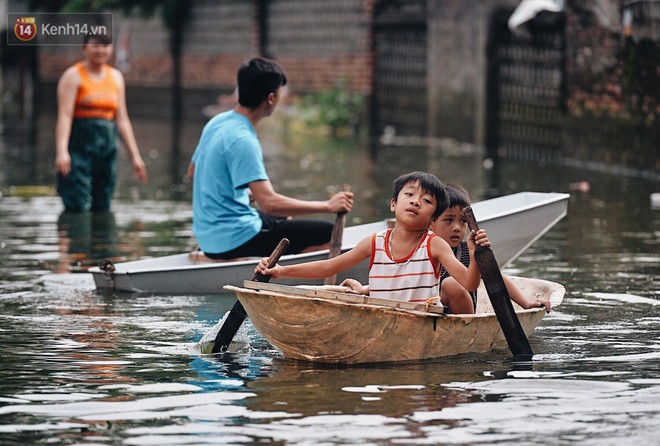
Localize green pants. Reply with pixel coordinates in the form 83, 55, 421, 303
57, 118, 117, 212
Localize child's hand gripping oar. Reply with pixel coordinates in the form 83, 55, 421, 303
211, 238, 290, 354
463, 206, 534, 360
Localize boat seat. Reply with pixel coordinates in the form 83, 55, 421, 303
188, 250, 260, 264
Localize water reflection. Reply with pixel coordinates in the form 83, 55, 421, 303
55, 210, 117, 273
244, 359, 481, 417
1, 97, 659, 444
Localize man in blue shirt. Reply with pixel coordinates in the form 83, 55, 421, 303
188, 57, 354, 259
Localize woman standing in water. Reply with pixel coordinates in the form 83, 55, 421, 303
55, 33, 147, 212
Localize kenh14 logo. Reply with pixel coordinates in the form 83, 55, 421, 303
14, 16, 37, 42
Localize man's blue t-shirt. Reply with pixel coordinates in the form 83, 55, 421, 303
191, 110, 268, 253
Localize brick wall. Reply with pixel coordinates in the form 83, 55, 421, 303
181, 0, 257, 89
36, 0, 374, 115
562, 0, 659, 171
30, 0, 657, 171
265, 0, 373, 94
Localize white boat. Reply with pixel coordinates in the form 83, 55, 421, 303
223, 277, 565, 364
90, 191, 569, 294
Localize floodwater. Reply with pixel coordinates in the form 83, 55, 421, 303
1, 107, 659, 445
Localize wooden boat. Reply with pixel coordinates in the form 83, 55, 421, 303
224, 277, 565, 364
90, 191, 569, 294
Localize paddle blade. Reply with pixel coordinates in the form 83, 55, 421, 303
211, 238, 290, 354
464, 206, 533, 359
474, 248, 533, 359
199, 310, 230, 354
210, 301, 247, 354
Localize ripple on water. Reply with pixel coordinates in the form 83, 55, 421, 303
0, 391, 256, 420
409, 379, 660, 445
583, 292, 660, 306
36, 273, 97, 291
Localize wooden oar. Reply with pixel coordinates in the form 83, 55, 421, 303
463, 206, 534, 360
324, 184, 351, 285
211, 238, 290, 354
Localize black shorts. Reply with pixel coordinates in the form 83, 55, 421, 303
204, 213, 334, 260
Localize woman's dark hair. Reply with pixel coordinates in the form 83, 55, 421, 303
84, 33, 112, 45
237, 57, 288, 108
391, 171, 448, 219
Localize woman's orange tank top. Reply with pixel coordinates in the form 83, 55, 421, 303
73, 62, 119, 120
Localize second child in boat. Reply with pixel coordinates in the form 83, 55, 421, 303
255, 171, 490, 313
431, 183, 551, 313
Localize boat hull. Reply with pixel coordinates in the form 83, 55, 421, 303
90, 191, 569, 294
227, 277, 564, 364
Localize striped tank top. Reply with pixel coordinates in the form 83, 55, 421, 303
368, 229, 440, 302
73, 62, 119, 120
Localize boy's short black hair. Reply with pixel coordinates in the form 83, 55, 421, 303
392, 171, 448, 219
445, 183, 471, 209
237, 57, 288, 108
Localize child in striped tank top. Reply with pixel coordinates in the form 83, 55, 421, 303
255, 171, 491, 313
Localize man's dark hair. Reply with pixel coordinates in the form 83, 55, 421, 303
392, 171, 448, 219
237, 57, 288, 108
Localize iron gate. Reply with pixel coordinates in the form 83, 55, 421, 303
372, 0, 427, 138
486, 8, 566, 162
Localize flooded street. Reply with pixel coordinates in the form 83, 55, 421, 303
0, 109, 659, 445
